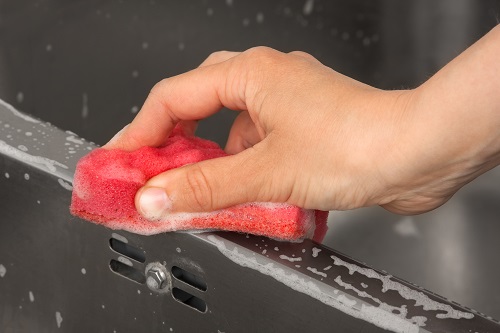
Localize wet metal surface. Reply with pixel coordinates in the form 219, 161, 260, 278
1, 0, 500, 330
2, 101, 500, 332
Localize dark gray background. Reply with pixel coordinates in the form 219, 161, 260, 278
1, 0, 500, 320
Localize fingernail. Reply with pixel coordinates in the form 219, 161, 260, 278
139, 187, 172, 221
104, 124, 129, 148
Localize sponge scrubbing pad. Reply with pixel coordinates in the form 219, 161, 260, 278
70, 128, 328, 241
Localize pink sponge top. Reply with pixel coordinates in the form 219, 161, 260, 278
70, 128, 328, 241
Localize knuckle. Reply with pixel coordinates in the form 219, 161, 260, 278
202, 50, 232, 67
184, 165, 214, 211
289, 50, 317, 62
243, 46, 280, 65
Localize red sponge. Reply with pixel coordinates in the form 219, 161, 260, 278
70, 128, 328, 241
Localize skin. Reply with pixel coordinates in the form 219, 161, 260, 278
104, 25, 500, 221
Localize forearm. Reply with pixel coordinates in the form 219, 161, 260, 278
413, 25, 500, 179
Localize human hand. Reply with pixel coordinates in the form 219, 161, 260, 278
105, 29, 500, 220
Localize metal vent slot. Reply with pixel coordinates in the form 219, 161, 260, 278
172, 287, 207, 313
109, 259, 146, 284
171, 266, 207, 291
109, 238, 146, 263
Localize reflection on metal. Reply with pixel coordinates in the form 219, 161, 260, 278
1, 101, 500, 332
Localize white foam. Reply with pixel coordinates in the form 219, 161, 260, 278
207, 235, 422, 333
55, 311, 63, 328
0, 264, 6, 277
29, 291, 35, 302
58, 179, 73, 191
330, 255, 473, 320
4, 172, 9, 179
66, 135, 84, 145
279, 255, 302, 262
0, 140, 68, 173
307, 267, 327, 278
18, 145, 28, 152
24, 173, 30, 180
312, 247, 321, 257
81, 268, 86, 275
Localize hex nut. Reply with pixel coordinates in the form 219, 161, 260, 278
145, 262, 171, 293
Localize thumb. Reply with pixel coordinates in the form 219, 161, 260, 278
135, 146, 273, 220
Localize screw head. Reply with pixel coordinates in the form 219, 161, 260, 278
145, 263, 171, 293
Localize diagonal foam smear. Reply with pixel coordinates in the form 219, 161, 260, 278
207, 234, 422, 333
0, 140, 68, 173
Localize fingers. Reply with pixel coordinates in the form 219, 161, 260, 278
225, 111, 263, 154
135, 144, 273, 217
105, 51, 245, 151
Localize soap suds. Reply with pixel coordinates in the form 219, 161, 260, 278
0, 140, 68, 173
330, 255, 473, 320
81, 268, 86, 275
307, 267, 327, 278
66, 135, 84, 145
207, 235, 422, 333
0, 264, 6, 277
4, 172, 9, 179
24, 173, 30, 180
29, 291, 35, 302
58, 178, 73, 191
312, 247, 322, 257
279, 255, 302, 262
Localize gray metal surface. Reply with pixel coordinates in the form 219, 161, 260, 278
1, 103, 500, 331
2, 0, 500, 331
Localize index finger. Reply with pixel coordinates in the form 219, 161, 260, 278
105, 51, 243, 151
